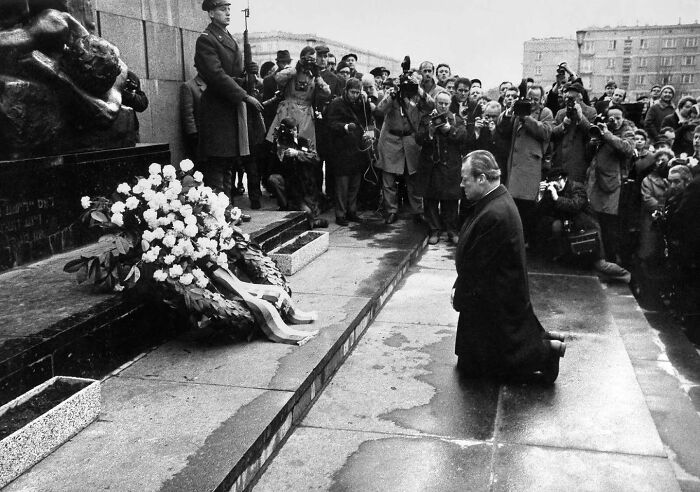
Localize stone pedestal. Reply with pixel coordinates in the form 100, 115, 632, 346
0, 144, 170, 271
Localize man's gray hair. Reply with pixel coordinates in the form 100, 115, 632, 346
464, 150, 501, 182
669, 164, 693, 184
483, 101, 502, 113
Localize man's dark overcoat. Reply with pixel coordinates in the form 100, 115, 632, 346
194, 22, 264, 157
415, 111, 467, 200
325, 95, 373, 176
453, 185, 547, 376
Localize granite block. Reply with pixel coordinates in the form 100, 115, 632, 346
98, 12, 147, 77
270, 231, 329, 276
143, 0, 179, 26
0, 376, 100, 488
94, 0, 143, 19
145, 22, 183, 81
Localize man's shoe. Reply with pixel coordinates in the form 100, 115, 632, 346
545, 331, 566, 342
347, 213, 362, 223
250, 199, 261, 210
311, 218, 329, 228
447, 231, 459, 246
594, 259, 631, 283
236, 185, 246, 196
385, 213, 397, 224
428, 232, 440, 245
336, 217, 349, 226
540, 340, 566, 385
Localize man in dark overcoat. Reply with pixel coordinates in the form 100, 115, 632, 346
453, 150, 566, 384
415, 91, 468, 245
325, 78, 375, 226
195, 0, 264, 201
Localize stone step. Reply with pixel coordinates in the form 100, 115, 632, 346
0, 211, 308, 406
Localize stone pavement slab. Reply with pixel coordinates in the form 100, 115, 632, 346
253, 242, 688, 491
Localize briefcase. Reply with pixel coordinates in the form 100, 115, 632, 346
566, 230, 599, 256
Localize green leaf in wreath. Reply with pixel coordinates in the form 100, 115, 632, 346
125, 265, 141, 283
91, 211, 109, 223
63, 258, 87, 273
115, 236, 131, 255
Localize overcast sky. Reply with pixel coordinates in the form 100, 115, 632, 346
232, 0, 698, 88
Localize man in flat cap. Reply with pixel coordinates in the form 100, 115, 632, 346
195, 0, 264, 206
341, 53, 363, 80
551, 82, 596, 183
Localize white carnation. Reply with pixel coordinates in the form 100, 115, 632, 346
216, 252, 228, 267
162, 234, 177, 248
152, 227, 165, 240
180, 204, 193, 217
184, 224, 198, 237
143, 209, 158, 224
184, 215, 197, 226
116, 183, 131, 194
169, 264, 184, 278
163, 254, 176, 265
162, 164, 177, 179
193, 171, 204, 182
153, 269, 168, 282
171, 244, 185, 256
125, 196, 140, 210
172, 220, 185, 233
148, 174, 163, 187
81, 196, 91, 209
195, 277, 209, 288
179, 273, 194, 286
111, 201, 126, 214
111, 213, 124, 227
148, 163, 162, 175
180, 159, 195, 172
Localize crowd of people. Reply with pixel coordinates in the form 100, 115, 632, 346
181, 0, 699, 320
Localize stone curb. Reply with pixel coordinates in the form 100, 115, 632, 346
219, 234, 429, 492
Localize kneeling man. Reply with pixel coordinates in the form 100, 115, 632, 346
453, 150, 566, 384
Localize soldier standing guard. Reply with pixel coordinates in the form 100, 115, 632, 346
195, 0, 264, 206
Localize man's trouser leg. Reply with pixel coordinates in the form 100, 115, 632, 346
381, 171, 399, 214
267, 174, 287, 209
346, 173, 362, 216
441, 199, 459, 235
203, 156, 233, 200
424, 198, 441, 233
597, 212, 620, 262
405, 171, 424, 215
335, 174, 350, 219
242, 155, 261, 203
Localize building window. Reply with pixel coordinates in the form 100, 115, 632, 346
582, 41, 594, 54
662, 38, 677, 49
661, 74, 673, 84
534, 66, 542, 76
639, 38, 648, 49
660, 56, 673, 67
621, 75, 630, 88
581, 60, 592, 73
686, 37, 698, 48
535, 52, 542, 61
682, 55, 696, 66
607, 40, 616, 50
639, 57, 648, 68
636, 75, 646, 85
681, 74, 694, 84
607, 58, 615, 68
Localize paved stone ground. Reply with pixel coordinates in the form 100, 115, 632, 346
253, 244, 700, 492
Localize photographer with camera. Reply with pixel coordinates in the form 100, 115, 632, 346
496, 83, 554, 243
638, 149, 673, 270
535, 168, 631, 282
265, 46, 331, 150
325, 78, 376, 226
267, 117, 328, 228
551, 82, 596, 184
585, 107, 635, 264
376, 57, 435, 225
415, 91, 468, 245
545, 62, 579, 116
120, 70, 149, 142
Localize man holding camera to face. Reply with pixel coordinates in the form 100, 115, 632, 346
376, 61, 435, 225
585, 107, 635, 264
415, 91, 468, 245
497, 84, 554, 243
551, 82, 596, 184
